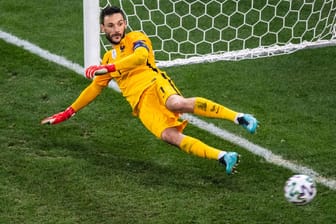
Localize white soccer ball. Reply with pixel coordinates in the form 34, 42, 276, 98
284, 174, 317, 205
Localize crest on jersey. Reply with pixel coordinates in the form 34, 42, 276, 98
112, 49, 117, 59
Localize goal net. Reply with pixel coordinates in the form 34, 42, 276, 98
84, 0, 336, 67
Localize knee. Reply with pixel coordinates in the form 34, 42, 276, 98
161, 128, 183, 146
167, 100, 183, 112
161, 128, 175, 143
166, 96, 194, 113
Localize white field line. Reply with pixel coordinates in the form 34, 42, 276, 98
1, 29, 335, 190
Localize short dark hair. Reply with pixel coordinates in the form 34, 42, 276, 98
100, 6, 126, 24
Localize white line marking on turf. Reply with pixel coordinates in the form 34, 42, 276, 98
0, 30, 120, 90
1, 29, 335, 190
182, 114, 336, 190
0, 30, 84, 75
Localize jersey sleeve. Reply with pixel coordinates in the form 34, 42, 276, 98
113, 32, 150, 71
70, 81, 104, 111
114, 47, 148, 71
101, 50, 120, 78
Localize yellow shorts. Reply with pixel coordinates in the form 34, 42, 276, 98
137, 73, 188, 139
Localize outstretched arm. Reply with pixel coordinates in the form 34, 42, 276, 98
41, 81, 105, 125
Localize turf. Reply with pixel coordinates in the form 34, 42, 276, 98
1, 38, 336, 223
1, 0, 336, 223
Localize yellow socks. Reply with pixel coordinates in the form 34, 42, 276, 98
194, 97, 238, 122
179, 136, 222, 160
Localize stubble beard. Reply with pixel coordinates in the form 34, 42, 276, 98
106, 31, 125, 45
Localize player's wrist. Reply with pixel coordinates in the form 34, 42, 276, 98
64, 106, 76, 118
104, 64, 116, 72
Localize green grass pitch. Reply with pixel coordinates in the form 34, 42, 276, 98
0, 0, 336, 223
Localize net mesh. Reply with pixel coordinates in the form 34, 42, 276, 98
100, 0, 336, 65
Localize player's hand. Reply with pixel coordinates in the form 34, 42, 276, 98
41, 106, 76, 125
85, 64, 116, 79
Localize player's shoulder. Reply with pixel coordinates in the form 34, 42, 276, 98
126, 31, 149, 40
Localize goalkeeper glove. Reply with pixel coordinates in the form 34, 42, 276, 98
41, 106, 76, 125
85, 64, 116, 79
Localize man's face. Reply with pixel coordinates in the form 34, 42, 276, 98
101, 13, 127, 45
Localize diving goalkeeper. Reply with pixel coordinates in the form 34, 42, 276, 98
41, 6, 258, 175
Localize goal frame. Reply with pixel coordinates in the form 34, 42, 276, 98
83, 0, 336, 68
83, 0, 100, 68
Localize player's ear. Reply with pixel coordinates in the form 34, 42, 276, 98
124, 20, 128, 29
100, 24, 105, 33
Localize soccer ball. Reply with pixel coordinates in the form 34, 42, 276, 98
284, 174, 317, 205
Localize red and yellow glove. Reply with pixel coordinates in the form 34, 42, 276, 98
85, 64, 116, 79
41, 106, 76, 125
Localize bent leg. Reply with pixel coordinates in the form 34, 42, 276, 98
161, 127, 223, 160
193, 97, 238, 121
166, 95, 238, 122
161, 127, 240, 174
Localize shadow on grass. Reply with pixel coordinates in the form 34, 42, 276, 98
36, 136, 242, 193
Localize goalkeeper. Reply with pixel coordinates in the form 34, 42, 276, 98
41, 6, 258, 175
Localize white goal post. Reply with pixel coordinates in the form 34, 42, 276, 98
83, 0, 100, 68
83, 0, 336, 68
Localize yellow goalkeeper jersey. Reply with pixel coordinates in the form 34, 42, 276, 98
100, 31, 161, 110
